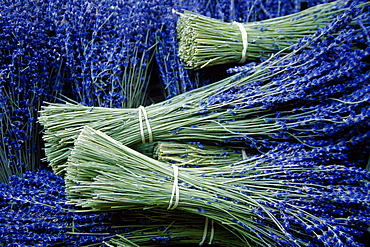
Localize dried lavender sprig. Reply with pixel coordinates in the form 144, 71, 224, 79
65, 126, 370, 246
176, 0, 364, 69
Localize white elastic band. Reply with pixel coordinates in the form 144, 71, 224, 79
138, 106, 153, 144
209, 219, 215, 245
242, 149, 247, 159
233, 21, 248, 63
167, 164, 180, 210
199, 218, 215, 246
199, 217, 209, 246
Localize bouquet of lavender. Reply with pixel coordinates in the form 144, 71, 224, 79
39, 4, 370, 174
155, 0, 340, 99
65, 126, 370, 246
176, 0, 367, 69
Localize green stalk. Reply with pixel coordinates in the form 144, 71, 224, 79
65, 126, 328, 246
39, 4, 367, 175
38, 46, 292, 175
176, 1, 362, 69
101, 209, 246, 247
154, 142, 247, 166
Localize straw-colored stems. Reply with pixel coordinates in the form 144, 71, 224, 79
65, 126, 320, 246
177, 1, 358, 68
103, 210, 246, 247
38, 35, 319, 175
154, 141, 247, 166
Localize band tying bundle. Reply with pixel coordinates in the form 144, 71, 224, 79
138, 105, 153, 144
242, 149, 247, 159
167, 164, 180, 210
199, 217, 215, 246
233, 21, 248, 63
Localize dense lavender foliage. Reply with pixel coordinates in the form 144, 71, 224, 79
55, 0, 160, 108
0, 0, 67, 182
0, 170, 127, 246
211, 0, 331, 22
0, 0, 157, 181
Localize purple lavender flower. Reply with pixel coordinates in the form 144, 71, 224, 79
56, 0, 157, 108
0, 169, 127, 246
0, 0, 67, 182
226, 142, 370, 246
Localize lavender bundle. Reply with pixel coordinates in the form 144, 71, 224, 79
0, 169, 243, 246
176, 0, 366, 69
39, 4, 369, 175
65, 126, 370, 246
155, 0, 334, 99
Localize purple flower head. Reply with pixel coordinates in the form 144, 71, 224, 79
0, 170, 127, 246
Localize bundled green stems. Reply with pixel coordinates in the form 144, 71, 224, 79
38, 50, 288, 175
65, 126, 370, 247
154, 142, 247, 166
102, 209, 245, 247
177, 1, 352, 68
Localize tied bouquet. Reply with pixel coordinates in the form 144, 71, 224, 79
65, 126, 370, 246
176, 0, 366, 69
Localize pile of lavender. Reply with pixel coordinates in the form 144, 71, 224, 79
2, 0, 370, 246
39, 0, 370, 174
55, 0, 159, 108
0, 0, 67, 182
0, 170, 126, 246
